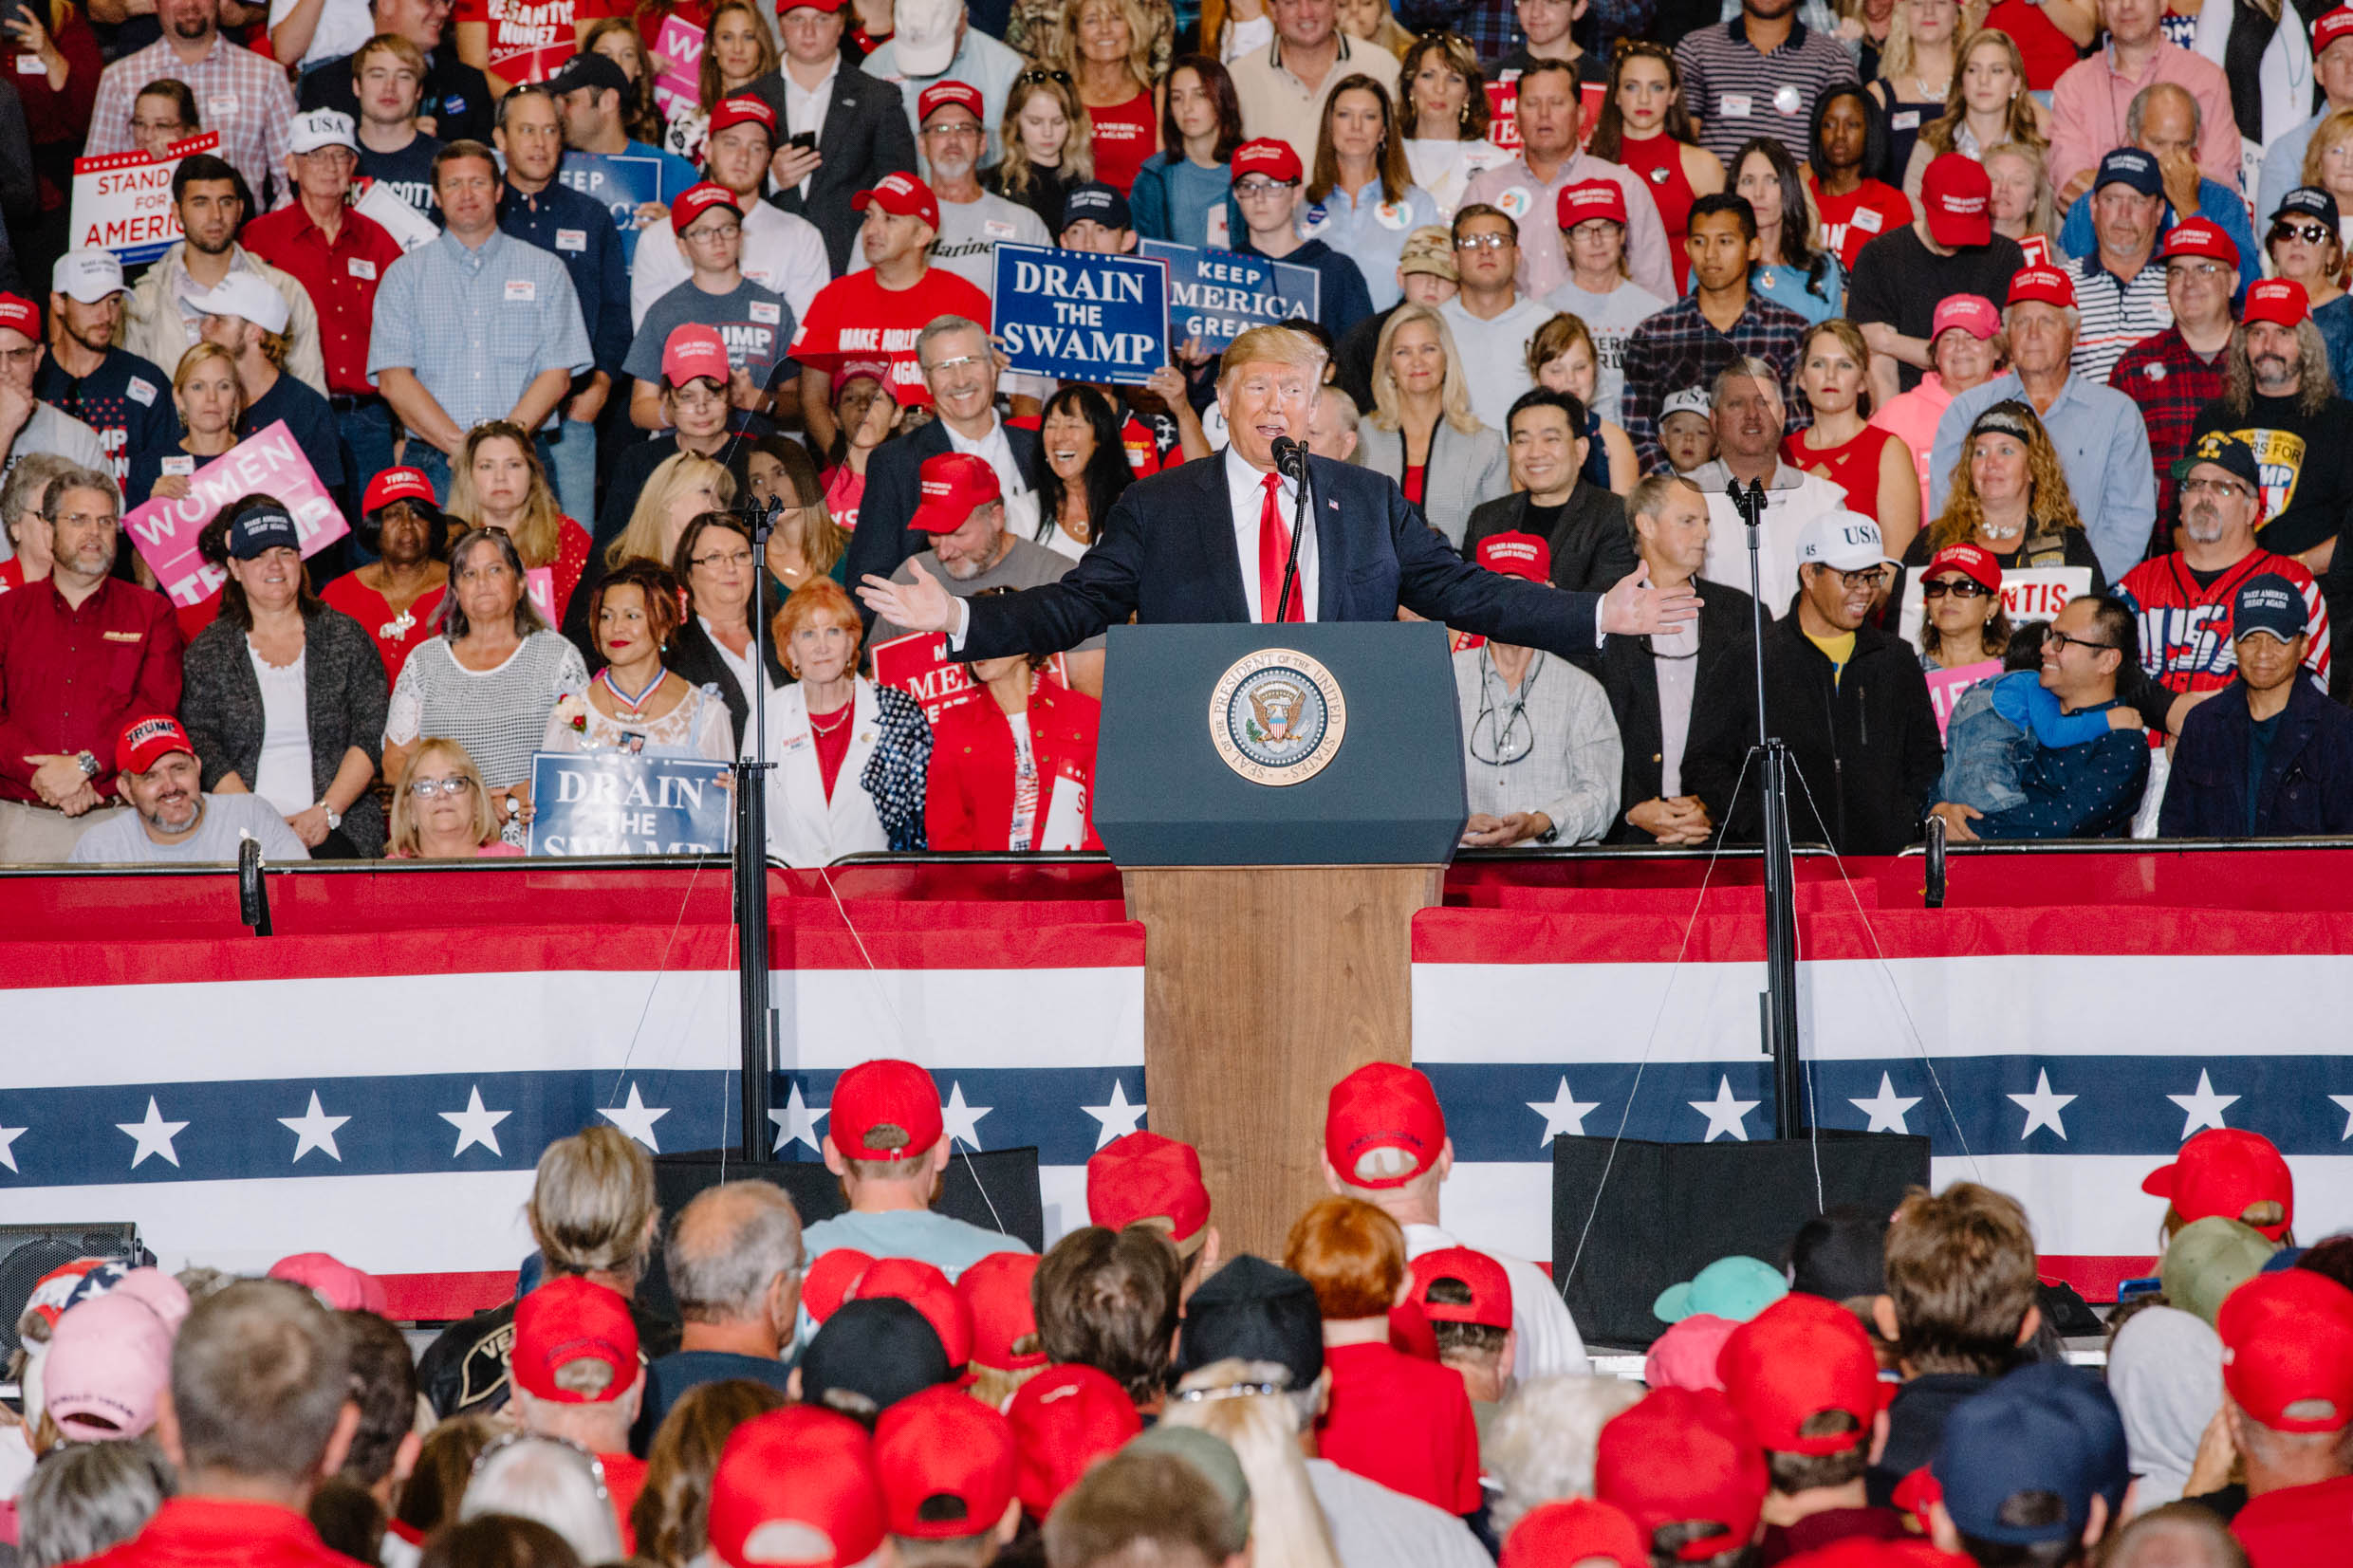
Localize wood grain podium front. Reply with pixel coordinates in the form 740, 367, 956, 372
1096, 624, 1466, 1259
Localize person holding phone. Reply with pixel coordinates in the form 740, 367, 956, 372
754, 0, 920, 276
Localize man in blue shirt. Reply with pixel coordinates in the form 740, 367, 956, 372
546, 51, 700, 267
36, 250, 180, 497
803, 1058, 1033, 1279
496, 85, 628, 528
367, 140, 593, 499
2056, 83, 2256, 305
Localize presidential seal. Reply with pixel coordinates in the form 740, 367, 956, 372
1209, 648, 1347, 785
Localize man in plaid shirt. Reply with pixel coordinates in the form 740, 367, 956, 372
85, 0, 296, 211
2111, 218, 2237, 539
1621, 193, 1808, 472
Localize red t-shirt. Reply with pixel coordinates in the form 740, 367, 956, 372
321, 572, 448, 685
1086, 91, 1157, 194
78, 1497, 369, 1568
789, 268, 995, 411
1781, 423, 1899, 521
810, 698, 854, 800
1316, 1340, 1482, 1515
601, 1452, 648, 1554
2232, 1472, 2353, 1568
1809, 177, 1914, 272
1982, 0, 2084, 90
456, 0, 617, 86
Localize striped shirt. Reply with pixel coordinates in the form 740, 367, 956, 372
2065, 254, 2173, 388
383, 633, 588, 791
1673, 17, 1859, 168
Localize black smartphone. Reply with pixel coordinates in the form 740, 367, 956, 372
788, 130, 817, 152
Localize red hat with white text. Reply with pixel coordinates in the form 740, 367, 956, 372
1231, 138, 1304, 186
1557, 178, 1628, 230
2315, 4, 2353, 55
854, 172, 941, 231
917, 80, 985, 125
2243, 278, 2312, 328
116, 714, 194, 776
2006, 267, 2075, 310
0, 292, 37, 340
1920, 155, 1992, 248
1477, 530, 1552, 584
662, 323, 730, 388
709, 94, 776, 140
909, 452, 1003, 536
672, 179, 743, 233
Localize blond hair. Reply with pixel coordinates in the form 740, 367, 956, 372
388, 739, 498, 857
1919, 28, 2046, 157
528, 1125, 658, 1281
2304, 105, 2353, 191
1369, 303, 1482, 437
446, 421, 566, 571
172, 341, 246, 426
998, 73, 1095, 198
1876, 0, 1987, 89
1054, 0, 1156, 88
1218, 324, 1328, 386
609, 452, 734, 572
1162, 1361, 1341, 1568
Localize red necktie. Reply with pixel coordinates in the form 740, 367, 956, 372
1259, 470, 1301, 623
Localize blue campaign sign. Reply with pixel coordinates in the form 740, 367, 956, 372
1137, 240, 1322, 353
527, 752, 732, 857
557, 152, 662, 263
990, 244, 1171, 387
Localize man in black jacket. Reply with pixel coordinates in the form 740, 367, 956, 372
1462, 389, 1633, 597
1684, 510, 1943, 856
1600, 474, 1755, 845
2160, 574, 2353, 837
752, 0, 921, 275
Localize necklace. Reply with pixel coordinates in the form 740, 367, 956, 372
807, 702, 853, 736
1980, 520, 2025, 541
600, 666, 665, 712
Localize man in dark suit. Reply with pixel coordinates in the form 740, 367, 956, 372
855, 326, 1696, 658
841, 315, 1045, 631
754, 0, 921, 276
1599, 474, 1755, 845
1462, 389, 1636, 597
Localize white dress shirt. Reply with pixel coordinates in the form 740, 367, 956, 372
946, 415, 1041, 540
782, 59, 839, 198
1224, 446, 1321, 623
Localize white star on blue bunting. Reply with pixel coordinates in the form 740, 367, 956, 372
278, 1091, 350, 1163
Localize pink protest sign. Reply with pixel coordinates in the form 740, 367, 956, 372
122, 420, 349, 607
1924, 658, 2002, 742
652, 16, 706, 123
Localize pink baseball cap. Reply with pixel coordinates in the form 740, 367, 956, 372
269, 1252, 390, 1314
1930, 295, 2000, 342
45, 1293, 177, 1440
662, 323, 730, 389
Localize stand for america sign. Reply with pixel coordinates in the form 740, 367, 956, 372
991, 245, 1169, 387
69, 134, 221, 265
1136, 240, 1319, 352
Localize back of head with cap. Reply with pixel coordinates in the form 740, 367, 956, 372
1173, 1255, 1325, 1395
799, 1297, 955, 1426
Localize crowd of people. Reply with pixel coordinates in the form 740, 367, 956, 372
5, 1061, 2348, 1568
9, 0, 2353, 863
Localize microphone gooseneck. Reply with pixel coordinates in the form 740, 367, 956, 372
1270, 434, 1308, 481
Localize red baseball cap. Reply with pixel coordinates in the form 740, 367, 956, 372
956, 1250, 1046, 1371
2006, 267, 2075, 310
1086, 1131, 1211, 1253
662, 323, 730, 389
917, 79, 985, 125
1477, 530, 1552, 584
1409, 1246, 1512, 1330
910, 452, 1003, 536
804, 1248, 874, 1324
709, 94, 776, 140
116, 713, 195, 776
672, 179, 744, 234
2244, 277, 2312, 329
2144, 1128, 2295, 1239
1557, 178, 1628, 231
1006, 1364, 1142, 1518
875, 1386, 1017, 1540
848, 1257, 972, 1372
1924, 542, 2002, 595
0, 292, 37, 340
1324, 1061, 1446, 1189
779, 0, 843, 10
855, 172, 940, 231
1596, 1388, 1769, 1563
1232, 138, 1304, 186
2216, 1269, 2353, 1431
267, 1253, 389, 1314
1500, 1499, 1645, 1568
1778, 1542, 1976, 1568
828, 1059, 943, 1159
361, 466, 442, 520
1920, 155, 1992, 249
1715, 1294, 1885, 1455
510, 1277, 639, 1403
2158, 216, 2237, 266
709, 1406, 886, 1568
2315, 4, 2353, 54
832, 357, 896, 397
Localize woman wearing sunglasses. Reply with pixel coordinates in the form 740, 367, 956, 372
1916, 541, 2012, 672
2266, 188, 2353, 383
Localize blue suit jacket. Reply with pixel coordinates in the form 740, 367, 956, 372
960, 453, 1606, 660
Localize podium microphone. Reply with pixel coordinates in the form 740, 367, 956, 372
1269, 434, 1308, 480
1268, 435, 1312, 622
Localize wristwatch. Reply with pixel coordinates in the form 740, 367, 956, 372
74, 750, 99, 778
319, 802, 343, 831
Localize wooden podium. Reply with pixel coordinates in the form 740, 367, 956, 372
1095, 624, 1467, 1257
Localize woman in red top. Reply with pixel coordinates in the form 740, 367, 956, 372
1065, 0, 1160, 194
1285, 1197, 1482, 1519
6, 0, 101, 250
1807, 85, 1914, 272
322, 467, 451, 686
1785, 321, 1921, 555
447, 421, 592, 626
1585, 43, 1723, 296
926, 595, 1103, 852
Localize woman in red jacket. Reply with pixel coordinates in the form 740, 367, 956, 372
926, 591, 1103, 852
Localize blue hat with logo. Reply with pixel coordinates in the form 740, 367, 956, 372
2095, 147, 2162, 196
1653, 1255, 1788, 1324
1060, 180, 1133, 234
2235, 573, 2307, 643
1931, 1376, 2099, 1545
226, 501, 300, 559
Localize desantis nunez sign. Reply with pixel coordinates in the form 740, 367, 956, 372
991, 244, 1169, 386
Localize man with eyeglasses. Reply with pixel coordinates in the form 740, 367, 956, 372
1685, 509, 1942, 857
756, 0, 919, 276
630, 96, 827, 335
2059, 149, 2175, 388
861, 0, 1025, 161
2056, 84, 2258, 304
1229, 137, 1375, 343
1928, 595, 2149, 841
0, 465, 182, 864
1434, 203, 1550, 432
2111, 218, 2237, 528
0, 292, 107, 487
624, 182, 798, 431
1688, 356, 1844, 598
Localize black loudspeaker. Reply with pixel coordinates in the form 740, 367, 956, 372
1550, 1131, 1931, 1350
638, 1150, 1046, 1322
0, 1225, 155, 1363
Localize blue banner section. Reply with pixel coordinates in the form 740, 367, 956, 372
1137, 240, 1321, 352
528, 752, 732, 857
557, 152, 662, 263
991, 244, 1170, 387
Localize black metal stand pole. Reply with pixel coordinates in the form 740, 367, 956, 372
1728, 478, 1804, 1137
734, 497, 780, 1158
1274, 445, 1310, 623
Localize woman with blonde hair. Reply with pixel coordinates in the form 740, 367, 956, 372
125, 342, 243, 507
1357, 304, 1506, 547
388, 739, 522, 858
446, 420, 592, 623
1905, 399, 2107, 589
584, 18, 664, 146
1059, 0, 1162, 194
1527, 315, 1639, 497
758, 578, 932, 864
1786, 320, 1920, 550
1397, 32, 1507, 221
1335, 0, 1412, 56
2301, 109, 2353, 246
1901, 28, 2047, 197
746, 436, 846, 591
1984, 139, 2060, 267
663, 0, 778, 162
631, 1382, 790, 1568
1867, 0, 1980, 176
1305, 76, 1439, 312
991, 69, 1096, 231
570, 452, 735, 655
1161, 1360, 1342, 1568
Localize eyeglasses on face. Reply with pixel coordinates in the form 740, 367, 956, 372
1455, 231, 1511, 250
1921, 578, 1991, 600
692, 548, 755, 570
2046, 629, 2115, 655
1233, 178, 1298, 198
408, 775, 478, 798
1016, 67, 1071, 84
2179, 476, 2254, 500
2271, 220, 2334, 246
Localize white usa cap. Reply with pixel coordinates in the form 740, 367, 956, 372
288, 109, 359, 156
182, 271, 291, 336
1794, 509, 1893, 574
1661, 385, 1712, 421
52, 249, 126, 304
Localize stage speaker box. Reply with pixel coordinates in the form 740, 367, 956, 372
639, 1149, 1045, 1322
1550, 1131, 1930, 1350
0, 1225, 155, 1363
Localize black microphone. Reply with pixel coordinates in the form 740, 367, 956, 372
1270, 434, 1308, 480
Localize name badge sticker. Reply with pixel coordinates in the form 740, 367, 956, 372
1720, 93, 1752, 118
15, 53, 42, 74
125, 377, 157, 407
207, 92, 240, 118
984, 219, 1017, 239
160, 454, 195, 476
1853, 207, 1883, 233
348, 257, 378, 279
1891, 109, 1920, 130
555, 228, 587, 250
505, 278, 536, 303
749, 300, 781, 323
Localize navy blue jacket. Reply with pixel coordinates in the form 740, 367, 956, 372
960, 452, 1603, 660
1975, 698, 2149, 840
2159, 675, 2353, 838
500, 177, 632, 380
1234, 236, 1377, 342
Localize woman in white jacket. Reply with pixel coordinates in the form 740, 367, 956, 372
755, 579, 932, 867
